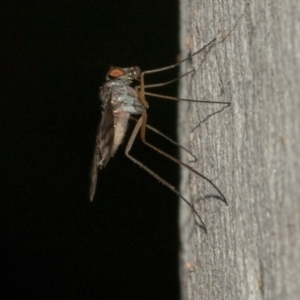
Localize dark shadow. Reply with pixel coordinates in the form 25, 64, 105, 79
191, 103, 231, 133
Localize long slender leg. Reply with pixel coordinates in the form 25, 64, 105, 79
138, 16, 244, 91
137, 95, 228, 204
141, 137, 227, 205
130, 38, 227, 230
142, 69, 194, 89
142, 92, 231, 104
125, 116, 207, 232
142, 38, 216, 76
135, 83, 228, 204
138, 39, 216, 97
130, 116, 197, 162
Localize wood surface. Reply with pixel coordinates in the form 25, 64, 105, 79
178, 0, 300, 299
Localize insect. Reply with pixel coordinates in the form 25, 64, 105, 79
90, 39, 230, 231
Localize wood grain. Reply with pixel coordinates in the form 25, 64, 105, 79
179, 0, 300, 299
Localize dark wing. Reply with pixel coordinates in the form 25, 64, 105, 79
90, 138, 100, 202
90, 96, 114, 201
98, 97, 115, 167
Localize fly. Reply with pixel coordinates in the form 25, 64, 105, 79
90, 39, 230, 231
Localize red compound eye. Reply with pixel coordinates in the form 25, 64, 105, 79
108, 68, 125, 78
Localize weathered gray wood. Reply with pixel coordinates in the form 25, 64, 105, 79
179, 0, 300, 299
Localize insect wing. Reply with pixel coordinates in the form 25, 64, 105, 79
90, 138, 100, 202
90, 95, 115, 201
98, 96, 115, 166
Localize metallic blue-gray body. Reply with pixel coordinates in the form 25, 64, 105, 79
90, 67, 145, 201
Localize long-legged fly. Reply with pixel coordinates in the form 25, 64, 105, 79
90, 39, 230, 231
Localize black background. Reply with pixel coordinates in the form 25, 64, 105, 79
1, 1, 182, 299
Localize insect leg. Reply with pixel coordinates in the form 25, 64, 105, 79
125, 115, 207, 232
